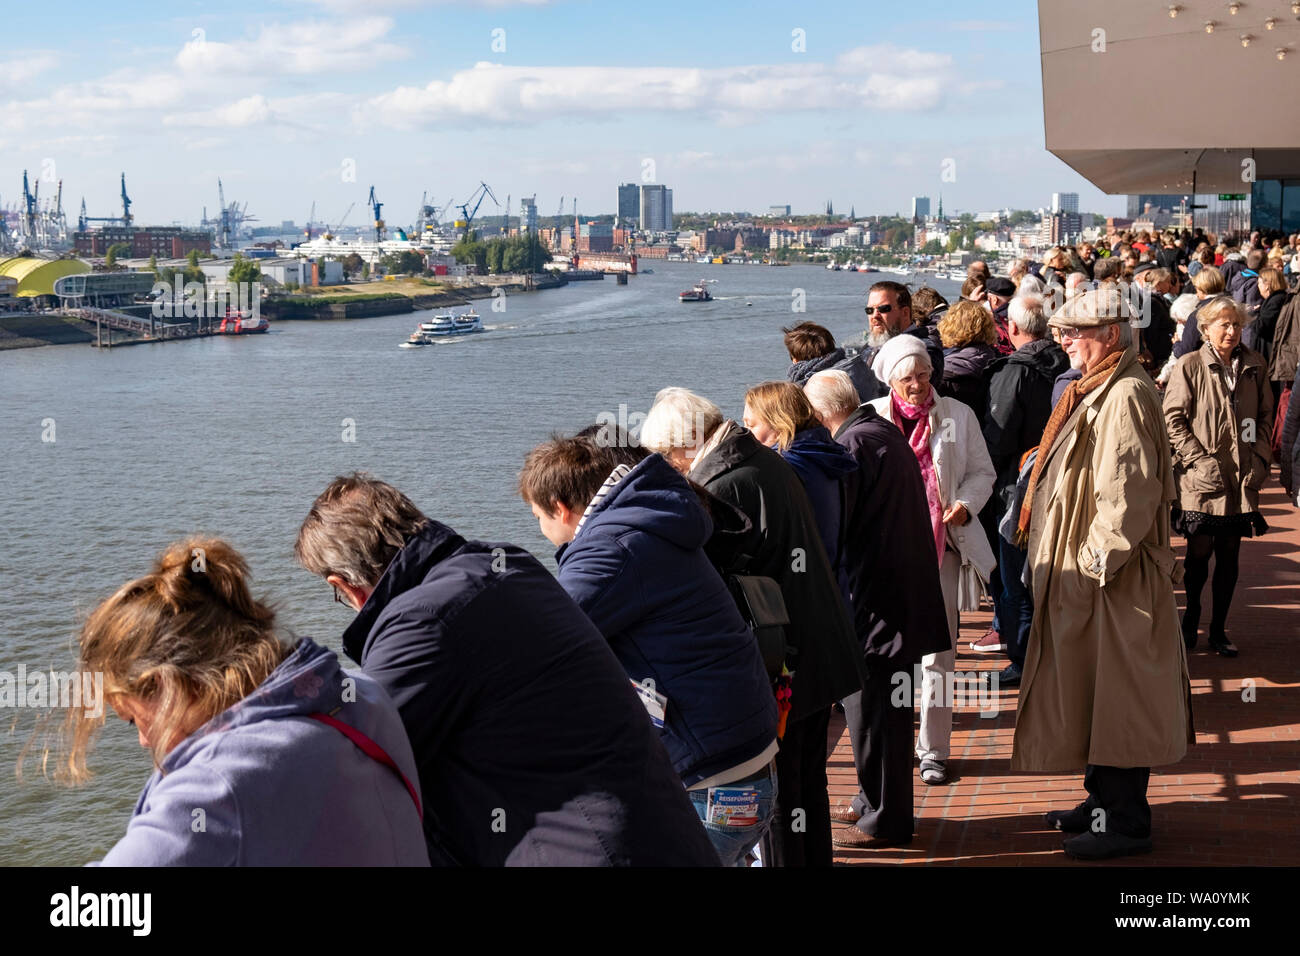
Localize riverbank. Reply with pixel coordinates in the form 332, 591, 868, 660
0, 271, 572, 349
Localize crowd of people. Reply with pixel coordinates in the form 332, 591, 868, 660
37, 225, 1300, 867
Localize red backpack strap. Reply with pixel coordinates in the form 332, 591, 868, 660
308, 712, 423, 821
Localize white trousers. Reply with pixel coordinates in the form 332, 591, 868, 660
916, 549, 961, 763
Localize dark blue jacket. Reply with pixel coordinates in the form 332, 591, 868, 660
787, 347, 882, 405
779, 425, 858, 573
343, 521, 721, 867
556, 454, 777, 788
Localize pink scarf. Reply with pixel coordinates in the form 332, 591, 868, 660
891, 388, 945, 565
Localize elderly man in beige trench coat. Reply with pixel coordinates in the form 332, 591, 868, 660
1011, 288, 1193, 861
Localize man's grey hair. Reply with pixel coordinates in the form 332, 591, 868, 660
639, 387, 723, 452
296, 473, 430, 589
804, 370, 860, 419
1008, 295, 1048, 338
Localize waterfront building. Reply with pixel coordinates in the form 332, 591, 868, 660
640, 184, 673, 232
617, 183, 640, 226
0, 256, 90, 300
1040, 2, 1299, 234
1051, 192, 1079, 214
520, 197, 538, 234
74, 226, 211, 259
578, 222, 613, 253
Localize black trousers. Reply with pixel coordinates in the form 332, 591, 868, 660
1082, 764, 1152, 838
843, 669, 914, 842
773, 705, 833, 867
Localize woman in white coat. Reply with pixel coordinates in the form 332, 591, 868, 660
869, 334, 996, 785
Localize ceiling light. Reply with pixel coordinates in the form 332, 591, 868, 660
1293, 1, 1300, 15
1168, 4, 1181, 16
1266, 17, 1278, 29
1278, 48, 1289, 60
1205, 19, 1217, 32
1241, 33, 1254, 45
1228, 1, 1240, 13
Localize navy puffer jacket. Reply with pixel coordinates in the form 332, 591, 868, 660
556, 454, 778, 788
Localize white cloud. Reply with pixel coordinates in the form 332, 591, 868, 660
174, 18, 407, 76
0, 52, 59, 91
362, 46, 958, 129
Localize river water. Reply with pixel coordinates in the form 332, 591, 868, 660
0, 260, 965, 865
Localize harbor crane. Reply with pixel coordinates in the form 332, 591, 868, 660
454, 182, 498, 236
326, 202, 355, 238
75, 173, 135, 240
368, 186, 385, 242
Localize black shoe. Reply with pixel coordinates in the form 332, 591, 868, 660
998, 663, 1022, 686
1044, 801, 1093, 833
1181, 612, 1199, 651
1062, 830, 1153, 860
1208, 632, 1239, 658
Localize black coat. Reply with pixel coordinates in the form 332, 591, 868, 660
860, 324, 946, 399
983, 338, 1070, 496
1252, 290, 1287, 360
692, 425, 865, 720
833, 405, 951, 671
938, 342, 999, 427
1140, 293, 1176, 370
343, 521, 721, 867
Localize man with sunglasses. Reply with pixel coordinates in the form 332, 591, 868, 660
859, 281, 944, 398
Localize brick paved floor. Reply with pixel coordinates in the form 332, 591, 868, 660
829, 481, 1300, 866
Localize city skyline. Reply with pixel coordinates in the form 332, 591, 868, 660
0, 0, 1130, 228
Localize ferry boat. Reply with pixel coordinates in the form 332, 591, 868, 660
417, 310, 484, 337
679, 280, 713, 302
215, 308, 268, 334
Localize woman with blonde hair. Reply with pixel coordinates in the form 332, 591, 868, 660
935, 299, 1000, 425
53, 538, 428, 865
743, 380, 858, 570
1164, 298, 1273, 657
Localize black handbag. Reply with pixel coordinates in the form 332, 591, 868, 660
726, 574, 791, 680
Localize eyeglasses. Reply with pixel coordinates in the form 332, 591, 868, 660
1056, 321, 1119, 340
332, 585, 346, 605
864, 304, 895, 315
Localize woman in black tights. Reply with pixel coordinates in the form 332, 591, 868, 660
1163, 298, 1274, 657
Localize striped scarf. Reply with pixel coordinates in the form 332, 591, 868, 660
575, 463, 633, 536
1014, 349, 1124, 547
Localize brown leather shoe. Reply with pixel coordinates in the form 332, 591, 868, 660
830, 804, 861, 824
831, 826, 912, 849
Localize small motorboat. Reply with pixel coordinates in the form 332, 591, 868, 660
679, 280, 713, 302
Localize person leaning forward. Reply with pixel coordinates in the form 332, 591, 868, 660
1011, 288, 1193, 862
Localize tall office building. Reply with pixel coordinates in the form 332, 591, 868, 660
911, 196, 931, 219
640, 184, 673, 232
520, 196, 537, 233
617, 183, 640, 226
1051, 192, 1079, 214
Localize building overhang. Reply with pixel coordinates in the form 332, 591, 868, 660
1039, 1, 1300, 194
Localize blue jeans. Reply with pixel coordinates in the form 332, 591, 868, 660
997, 533, 1032, 668
688, 763, 777, 867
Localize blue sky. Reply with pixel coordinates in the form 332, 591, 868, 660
0, 0, 1127, 229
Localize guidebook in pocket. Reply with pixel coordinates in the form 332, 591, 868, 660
706, 786, 761, 827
